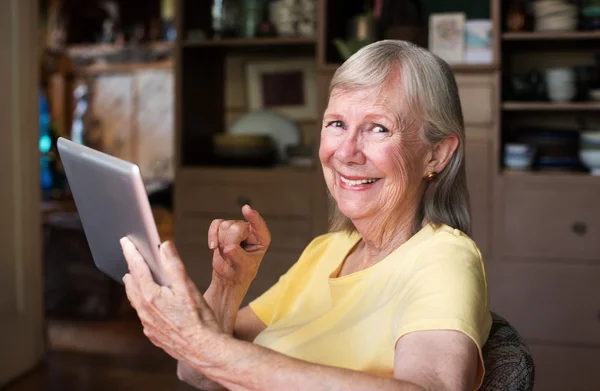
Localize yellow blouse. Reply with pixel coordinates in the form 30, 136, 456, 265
249, 223, 492, 386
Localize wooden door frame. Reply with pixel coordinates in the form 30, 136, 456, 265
0, 0, 45, 386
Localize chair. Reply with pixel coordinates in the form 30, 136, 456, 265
480, 313, 535, 391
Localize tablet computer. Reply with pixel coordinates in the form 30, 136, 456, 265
57, 137, 171, 286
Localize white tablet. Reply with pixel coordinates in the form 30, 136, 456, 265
57, 137, 171, 286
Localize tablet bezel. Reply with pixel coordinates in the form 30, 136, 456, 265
57, 137, 171, 287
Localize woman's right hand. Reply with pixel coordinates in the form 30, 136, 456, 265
208, 205, 271, 289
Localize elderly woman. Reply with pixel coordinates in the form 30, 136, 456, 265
121, 39, 491, 391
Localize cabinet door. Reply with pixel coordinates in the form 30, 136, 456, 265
177, 241, 302, 306
465, 138, 491, 255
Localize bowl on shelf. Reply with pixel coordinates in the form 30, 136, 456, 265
579, 131, 600, 175
546, 67, 576, 102
533, 0, 578, 31
580, 130, 600, 146
504, 143, 535, 170
579, 150, 600, 175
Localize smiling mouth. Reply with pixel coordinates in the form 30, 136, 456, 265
340, 176, 381, 187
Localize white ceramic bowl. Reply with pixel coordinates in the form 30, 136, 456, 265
505, 155, 533, 170
546, 68, 575, 83
580, 150, 600, 175
505, 144, 529, 154
581, 131, 600, 145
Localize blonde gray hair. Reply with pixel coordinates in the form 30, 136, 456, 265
327, 39, 471, 236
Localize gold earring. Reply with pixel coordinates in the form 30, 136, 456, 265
424, 171, 437, 181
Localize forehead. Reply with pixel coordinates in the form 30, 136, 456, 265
327, 84, 405, 116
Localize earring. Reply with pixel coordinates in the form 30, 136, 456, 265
424, 171, 437, 181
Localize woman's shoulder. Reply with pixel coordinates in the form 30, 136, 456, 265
414, 223, 484, 268
428, 223, 480, 250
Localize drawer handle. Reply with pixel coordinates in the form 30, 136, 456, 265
572, 222, 587, 236
237, 196, 251, 207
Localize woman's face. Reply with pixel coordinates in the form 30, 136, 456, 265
319, 84, 428, 225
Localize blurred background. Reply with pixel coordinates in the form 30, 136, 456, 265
1, 0, 599, 390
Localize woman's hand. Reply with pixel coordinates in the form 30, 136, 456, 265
120, 237, 228, 370
208, 205, 271, 288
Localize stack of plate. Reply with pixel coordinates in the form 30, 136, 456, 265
534, 0, 578, 32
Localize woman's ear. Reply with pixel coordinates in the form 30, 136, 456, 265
424, 135, 459, 174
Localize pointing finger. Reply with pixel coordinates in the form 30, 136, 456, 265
242, 205, 270, 245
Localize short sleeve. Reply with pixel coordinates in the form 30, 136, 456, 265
247, 260, 296, 326
392, 231, 492, 384
248, 233, 335, 326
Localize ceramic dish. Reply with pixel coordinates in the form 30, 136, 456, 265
229, 110, 301, 162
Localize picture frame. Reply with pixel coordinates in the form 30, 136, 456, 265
428, 12, 466, 64
246, 58, 317, 120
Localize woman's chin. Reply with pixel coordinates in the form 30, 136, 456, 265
335, 203, 373, 221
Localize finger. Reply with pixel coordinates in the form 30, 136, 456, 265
242, 205, 271, 244
208, 219, 223, 250
121, 237, 161, 300
224, 222, 250, 247
160, 241, 189, 289
217, 220, 234, 247
123, 273, 142, 310
121, 238, 156, 287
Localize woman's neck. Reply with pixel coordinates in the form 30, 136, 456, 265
349, 203, 422, 269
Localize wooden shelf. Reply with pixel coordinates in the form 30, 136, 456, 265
503, 31, 600, 41
502, 101, 600, 111
502, 170, 600, 185
182, 37, 315, 48
317, 63, 498, 73
450, 63, 499, 73
319, 63, 340, 72
77, 60, 173, 75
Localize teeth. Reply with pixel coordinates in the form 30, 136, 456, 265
341, 177, 379, 186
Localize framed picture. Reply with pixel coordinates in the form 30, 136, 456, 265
246, 59, 317, 120
428, 13, 466, 64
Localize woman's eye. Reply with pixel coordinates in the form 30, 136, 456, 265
373, 125, 389, 133
327, 120, 344, 128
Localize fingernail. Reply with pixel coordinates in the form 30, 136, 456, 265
209, 241, 215, 249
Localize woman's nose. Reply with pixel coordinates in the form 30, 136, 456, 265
335, 131, 366, 165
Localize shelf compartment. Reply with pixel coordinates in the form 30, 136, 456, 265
502, 102, 600, 111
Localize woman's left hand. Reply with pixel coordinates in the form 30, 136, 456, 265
120, 237, 227, 369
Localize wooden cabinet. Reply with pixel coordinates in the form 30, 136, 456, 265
457, 72, 496, 256
456, 74, 496, 127
491, 1, 600, 388
502, 177, 600, 261
489, 262, 600, 346
174, 167, 314, 300
528, 344, 600, 391
488, 261, 600, 391
465, 138, 492, 256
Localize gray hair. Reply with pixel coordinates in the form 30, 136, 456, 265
327, 40, 471, 236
